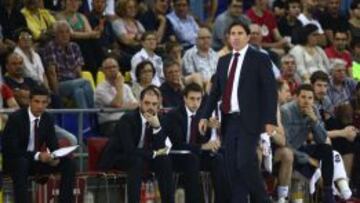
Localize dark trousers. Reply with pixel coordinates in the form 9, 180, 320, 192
7, 157, 76, 203
222, 114, 270, 203
120, 156, 174, 203
171, 153, 201, 203
297, 144, 334, 186
200, 151, 231, 203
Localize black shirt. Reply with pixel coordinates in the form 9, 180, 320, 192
319, 12, 349, 32
159, 82, 183, 108
277, 17, 303, 38
0, 6, 26, 40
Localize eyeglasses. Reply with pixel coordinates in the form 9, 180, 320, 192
198, 36, 211, 40
19, 34, 33, 40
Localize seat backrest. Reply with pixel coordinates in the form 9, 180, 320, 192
87, 137, 109, 171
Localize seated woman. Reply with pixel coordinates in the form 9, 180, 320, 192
132, 60, 155, 100
112, 0, 145, 55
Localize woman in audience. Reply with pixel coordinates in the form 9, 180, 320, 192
132, 60, 155, 100
289, 24, 330, 82
112, 0, 145, 55
164, 41, 183, 67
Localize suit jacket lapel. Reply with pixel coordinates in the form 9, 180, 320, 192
221, 54, 233, 89
22, 109, 31, 147
239, 47, 252, 88
179, 106, 188, 141
134, 110, 142, 145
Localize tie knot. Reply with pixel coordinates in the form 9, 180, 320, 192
34, 118, 39, 125
145, 122, 151, 128
234, 53, 240, 58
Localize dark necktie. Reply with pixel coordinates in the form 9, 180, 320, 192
189, 115, 197, 144
222, 53, 240, 114
143, 122, 152, 149
34, 118, 40, 150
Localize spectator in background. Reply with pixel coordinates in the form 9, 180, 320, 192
160, 59, 183, 108
318, 0, 349, 44
131, 31, 163, 86
21, 0, 56, 41
166, 0, 199, 48
328, 59, 358, 107
164, 41, 183, 67
289, 24, 330, 82
13, 28, 49, 88
349, 0, 360, 43
0, 0, 26, 42
272, 0, 287, 19
246, 0, 289, 56
182, 27, 218, 83
137, 0, 175, 43
280, 54, 301, 95
112, 0, 145, 55
277, 0, 302, 42
57, 0, 104, 76
212, 0, 251, 51
95, 57, 138, 137
4, 52, 77, 145
249, 24, 281, 79
325, 30, 352, 76
42, 21, 94, 108
132, 60, 156, 100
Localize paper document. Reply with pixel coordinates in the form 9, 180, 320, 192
52, 145, 79, 158
169, 150, 191, 154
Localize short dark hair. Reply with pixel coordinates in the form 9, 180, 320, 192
284, 0, 301, 10
163, 59, 180, 75
298, 24, 319, 45
295, 84, 314, 96
141, 31, 156, 41
310, 71, 330, 84
333, 29, 349, 38
183, 83, 203, 97
140, 85, 161, 101
227, 20, 250, 35
30, 85, 50, 99
13, 27, 32, 42
135, 60, 155, 82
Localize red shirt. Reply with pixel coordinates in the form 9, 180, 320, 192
325, 46, 352, 69
1, 84, 13, 101
246, 8, 277, 43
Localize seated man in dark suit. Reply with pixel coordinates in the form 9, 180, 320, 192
2, 85, 76, 203
164, 83, 229, 203
98, 85, 174, 203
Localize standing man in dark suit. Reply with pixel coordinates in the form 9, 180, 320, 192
98, 85, 174, 203
2, 85, 76, 203
164, 83, 229, 203
199, 21, 278, 203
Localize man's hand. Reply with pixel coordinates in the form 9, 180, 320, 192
265, 124, 277, 137
114, 72, 124, 90
154, 147, 169, 158
201, 140, 221, 153
309, 157, 319, 168
144, 112, 160, 128
39, 152, 53, 163
208, 117, 220, 129
343, 126, 358, 142
198, 119, 208, 135
303, 106, 317, 122
48, 159, 60, 167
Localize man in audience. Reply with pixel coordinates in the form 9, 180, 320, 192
325, 30, 352, 75
42, 21, 94, 109
280, 54, 301, 95
182, 27, 219, 83
281, 84, 336, 202
95, 57, 138, 137
328, 59, 358, 107
4, 52, 78, 145
131, 31, 164, 86
138, 0, 175, 43
160, 59, 183, 108
212, 0, 251, 51
164, 83, 229, 203
166, 0, 199, 48
99, 86, 174, 203
2, 86, 76, 203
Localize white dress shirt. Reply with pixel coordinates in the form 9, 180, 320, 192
228, 45, 249, 113
137, 112, 162, 148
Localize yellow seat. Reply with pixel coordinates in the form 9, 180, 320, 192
124, 71, 132, 83
96, 71, 106, 86
81, 71, 95, 90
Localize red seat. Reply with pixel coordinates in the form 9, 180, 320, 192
87, 137, 109, 171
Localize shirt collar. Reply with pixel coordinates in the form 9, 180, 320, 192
232, 44, 249, 57
139, 110, 148, 125
28, 107, 41, 122
185, 105, 196, 117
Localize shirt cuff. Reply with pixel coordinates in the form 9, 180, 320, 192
152, 151, 156, 159
34, 152, 40, 161
153, 127, 161, 134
